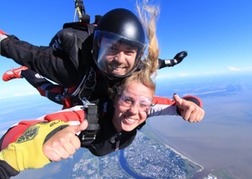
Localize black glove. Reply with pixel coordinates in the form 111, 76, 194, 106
158, 51, 188, 69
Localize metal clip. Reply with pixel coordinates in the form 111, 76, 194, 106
81, 97, 90, 108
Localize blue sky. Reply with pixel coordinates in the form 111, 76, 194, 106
0, 0, 252, 99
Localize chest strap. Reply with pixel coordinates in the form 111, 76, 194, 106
78, 102, 100, 147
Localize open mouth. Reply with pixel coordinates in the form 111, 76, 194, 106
108, 65, 127, 75
123, 114, 136, 124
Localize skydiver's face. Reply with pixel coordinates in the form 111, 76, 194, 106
97, 37, 138, 76
112, 81, 153, 132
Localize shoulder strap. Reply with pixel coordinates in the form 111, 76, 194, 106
68, 66, 96, 102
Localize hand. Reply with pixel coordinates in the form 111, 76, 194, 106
43, 120, 88, 162
173, 51, 187, 64
173, 94, 205, 123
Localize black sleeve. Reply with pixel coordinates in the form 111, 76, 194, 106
158, 58, 166, 69
0, 160, 19, 179
0, 36, 82, 87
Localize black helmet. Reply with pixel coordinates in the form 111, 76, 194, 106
92, 8, 146, 79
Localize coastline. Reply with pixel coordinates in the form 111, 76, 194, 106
164, 143, 204, 172
147, 123, 204, 172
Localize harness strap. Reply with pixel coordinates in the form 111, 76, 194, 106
56, 22, 99, 146
78, 102, 100, 147
78, 67, 96, 100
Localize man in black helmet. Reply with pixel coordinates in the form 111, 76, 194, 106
0, 8, 186, 108
0, 9, 145, 87
92, 8, 146, 79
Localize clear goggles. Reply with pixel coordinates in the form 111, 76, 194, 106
119, 90, 153, 112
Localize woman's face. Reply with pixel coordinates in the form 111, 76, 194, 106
97, 38, 138, 76
113, 81, 153, 132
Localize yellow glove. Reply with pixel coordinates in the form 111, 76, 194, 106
0, 120, 69, 172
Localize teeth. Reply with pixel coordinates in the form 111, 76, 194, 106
125, 117, 136, 124
109, 64, 125, 69
127, 118, 135, 122
113, 66, 125, 70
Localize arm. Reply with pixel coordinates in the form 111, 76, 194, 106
0, 120, 69, 178
149, 96, 177, 116
0, 106, 87, 177
0, 30, 83, 87
158, 51, 187, 69
0, 106, 85, 150
149, 94, 204, 123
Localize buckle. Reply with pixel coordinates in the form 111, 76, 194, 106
78, 130, 97, 147
81, 97, 94, 108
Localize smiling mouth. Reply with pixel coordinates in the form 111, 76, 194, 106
123, 114, 136, 124
108, 65, 127, 74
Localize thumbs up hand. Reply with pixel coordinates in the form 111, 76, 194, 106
43, 120, 88, 162
173, 94, 205, 123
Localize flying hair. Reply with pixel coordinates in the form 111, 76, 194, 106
136, 0, 160, 77
117, 1, 160, 97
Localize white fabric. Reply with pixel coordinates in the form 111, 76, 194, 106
0, 34, 8, 55
0, 34, 7, 43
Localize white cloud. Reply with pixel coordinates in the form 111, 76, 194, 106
156, 73, 173, 80
153, 67, 252, 81
156, 72, 193, 80
178, 73, 191, 77
0, 91, 37, 99
228, 66, 241, 71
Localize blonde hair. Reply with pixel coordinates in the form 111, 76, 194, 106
118, 1, 160, 96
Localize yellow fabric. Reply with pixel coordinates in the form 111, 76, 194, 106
0, 120, 69, 171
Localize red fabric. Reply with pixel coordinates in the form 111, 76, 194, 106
1, 120, 43, 149
44, 110, 84, 123
0, 30, 6, 35
153, 96, 175, 105
1, 107, 85, 150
